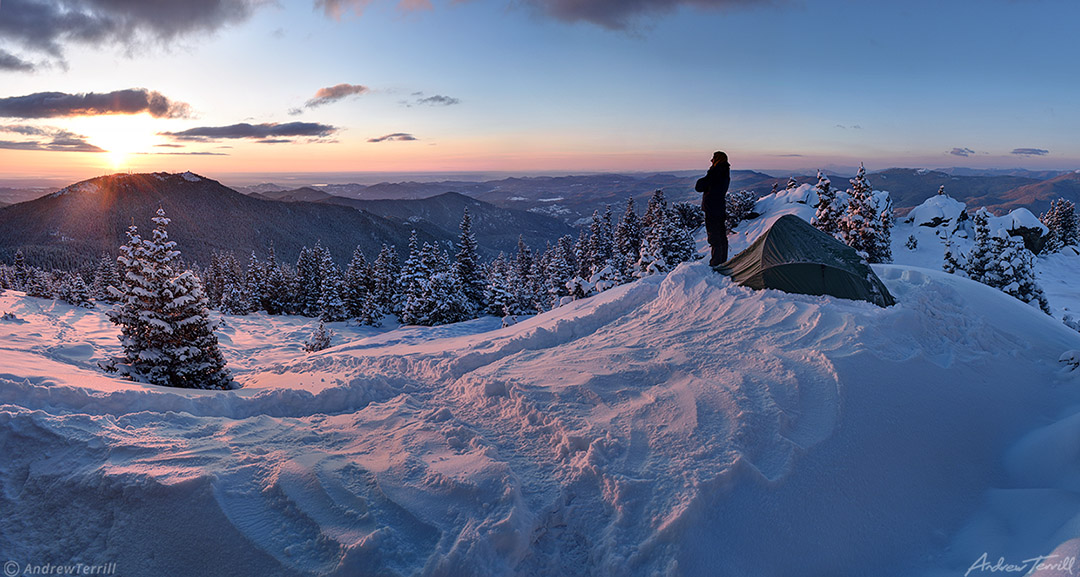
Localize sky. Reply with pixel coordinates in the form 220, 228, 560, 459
0, 0, 1078, 184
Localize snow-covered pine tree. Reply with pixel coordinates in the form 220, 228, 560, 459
637, 190, 670, 275
725, 189, 758, 231
399, 232, 428, 325
1039, 198, 1079, 253
543, 235, 577, 308
25, 269, 54, 298
316, 245, 349, 322
453, 208, 486, 316
812, 170, 843, 236
671, 202, 705, 232
245, 251, 265, 313
262, 245, 293, 316
304, 321, 334, 352
418, 270, 471, 326
294, 244, 322, 317
108, 209, 230, 389
995, 235, 1051, 314
344, 246, 371, 318
13, 250, 30, 291
57, 272, 94, 308
786, 176, 798, 190
585, 207, 615, 277
614, 198, 642, 277
507, 236, 539, 315
484, 253, 513, 316
937, 184, 946, 196
91, 253, 121, 302
219, 279, 252, 315
838, 164, 892, 263
965, 209, 995, 284
574, 230, 590, 280
943, 237, 962, 274
372, 244, 401, 317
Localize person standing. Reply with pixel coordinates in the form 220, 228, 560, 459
696, 151, 730, 266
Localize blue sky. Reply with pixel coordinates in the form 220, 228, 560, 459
0, 0, 1077, 181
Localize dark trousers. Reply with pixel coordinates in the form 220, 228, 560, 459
703, 196, 728, 266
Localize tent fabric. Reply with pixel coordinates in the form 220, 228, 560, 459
716, 215, 896, 307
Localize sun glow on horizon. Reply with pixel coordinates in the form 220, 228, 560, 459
67, 114, 163, 172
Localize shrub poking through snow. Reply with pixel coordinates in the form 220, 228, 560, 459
304, 321, 334, 352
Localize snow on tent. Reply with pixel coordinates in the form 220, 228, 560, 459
717, 214, 896, 307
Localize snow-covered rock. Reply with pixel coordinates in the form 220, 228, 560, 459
905, 193, 967, 229
181, 171, 203, 182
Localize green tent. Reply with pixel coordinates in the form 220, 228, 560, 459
716, 215, 896, 307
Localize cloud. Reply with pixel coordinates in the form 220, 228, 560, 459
1011, 148, 1049, 156
315, 0, 432, 18
949, 147, 976, 157
400, 92, 461, 108
0, 49, 35, 72
0, 124, 104, 152
524, 0, 779, 30
0, 89, 192, 119
0, 0, 265, 68
302, 83, 370, 109
368, 132, 417, 143
137, 151, 229, 156
160, 121, 338, 143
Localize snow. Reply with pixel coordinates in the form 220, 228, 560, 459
905, 193, 967, 229
990, 207, 1048, 238
48, 180, 101, 198
180, 171, 203, 182
4, 228, 1080, 576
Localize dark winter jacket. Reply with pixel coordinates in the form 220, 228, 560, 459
696, 162, 730, 215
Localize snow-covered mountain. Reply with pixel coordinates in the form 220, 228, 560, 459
3, 205, 1080, 575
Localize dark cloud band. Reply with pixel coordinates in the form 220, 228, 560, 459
949, 147, 975, 157
0, 124, 104, 152
160, 122, 338, 142
1011, 148, 1049, 157
368, 132, 417, 143
0, 90, 192, 119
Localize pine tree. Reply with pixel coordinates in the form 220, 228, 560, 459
399, 232, 428, 324
725, 189, 758, 231
484, 253, 513, 316
219, 280, 252, 315
372, 244, 401, 317
995, 236, 1050, 313
245, 251, 266, 313
304, 321, 334, 352
13, 250, 30, 291
585, 208, 614, 277
838, 164, 892, 263
91, 253, 121, 302
316, 245, 349, 322
614, 198, 642, 277
344, 246, 372, 318
57, 272, 94, 308
943, 237, 962, 274
1040, 198, 1079, 253
965, 209, 995, 284
453, 208, 485, 316
107, 209, 230, 389
294, 244, 322, 317
786, 176, 798, 190
507, 236, 538, 315
812, 170, 843, 236
262, 245, 293, 316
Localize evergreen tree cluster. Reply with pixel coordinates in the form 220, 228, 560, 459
811, 164, 892, 263
725, 189, 759, 231
0, 249, 112, 308
1039, 198, 1079, 254
947, 208, 1050, 314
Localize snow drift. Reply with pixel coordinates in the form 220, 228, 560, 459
2, 255, 1080, 575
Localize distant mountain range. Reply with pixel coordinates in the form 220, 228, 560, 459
0, 172, 574, 270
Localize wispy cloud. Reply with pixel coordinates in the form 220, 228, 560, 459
1011, 148, 1049, 156
524, 0, 780, 30
403, 92, 461, 107
0, 90, 192, 119
160, 122, 338, 143
949, 147, 976, 157
368, 132, 417, 143
316, 0, 432, 19
302, 83, 370, 110
0, 124, 104, 152
0, 0, 267, 70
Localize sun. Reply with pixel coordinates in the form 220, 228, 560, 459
67, 114, 161, 172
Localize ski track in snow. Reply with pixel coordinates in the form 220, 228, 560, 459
3, 225, 1080, 575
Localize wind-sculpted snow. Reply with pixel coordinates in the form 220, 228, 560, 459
3, 260, 1080, 576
